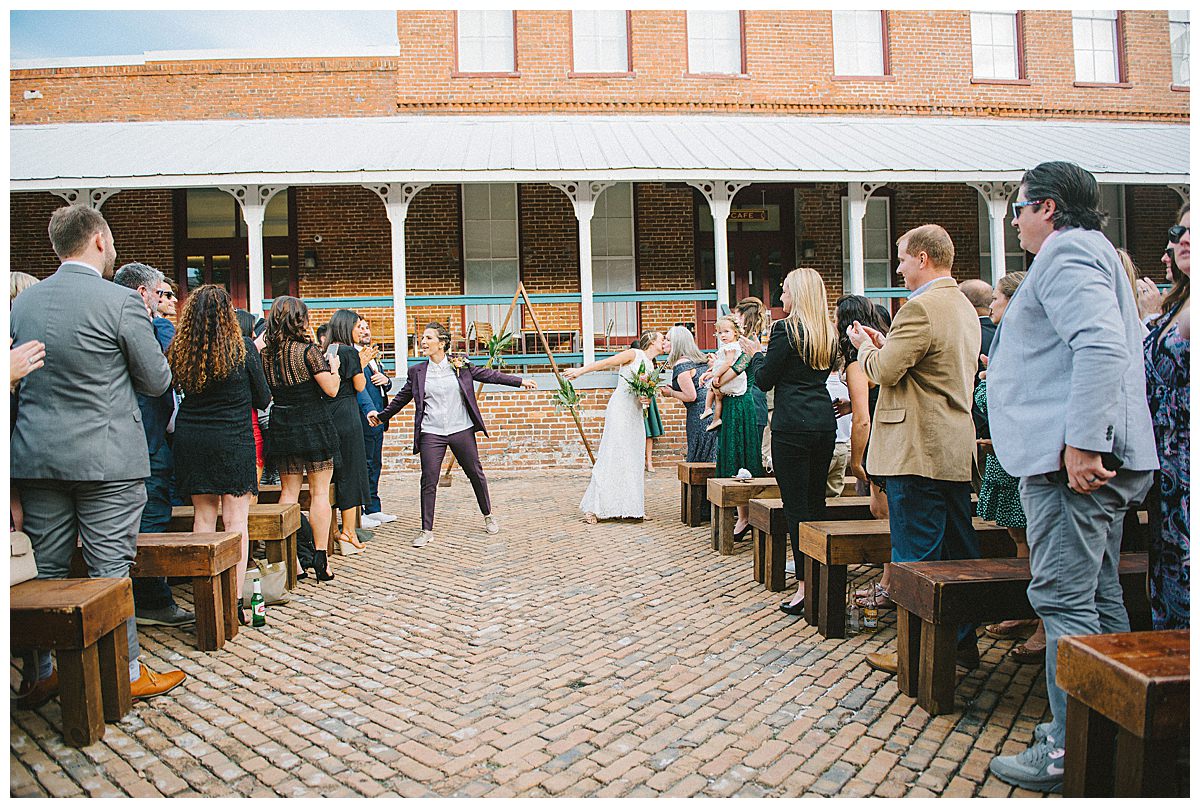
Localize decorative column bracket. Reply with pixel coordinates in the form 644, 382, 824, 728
687, 180, 749, 313
969, 181, 1019, 285
552, 181, 615, 367
1168, 184, 1189, 204
49, 188, 119, 210
220, 185, 286, 316
846, 182, 886, 297
365, 182, 430, 363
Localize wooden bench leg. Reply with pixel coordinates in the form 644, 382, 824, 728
57, 645, 105, 747
192, 574, 226, 652
96, 623, 131, 723
896, 608, 921, 697
803, 557, 820, 628
752, 528, 765, 584
690, 485, 709, 526
917, 621, 957, 716
817, 563, 847, 639
1064, 695, 1117, 797
713, 507, 735, 555
1114, 729, 1178, 797
765, 530, 787, 593
681, 483, 692, 525
219, 567, 239, 642
285, 532, 298, 591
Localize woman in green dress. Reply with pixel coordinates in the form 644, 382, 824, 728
644, 370, 665, 471
703, 324, 764, 537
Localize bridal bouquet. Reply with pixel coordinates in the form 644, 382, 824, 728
624, 361, 662, 419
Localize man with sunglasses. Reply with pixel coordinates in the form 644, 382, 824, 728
986, 162, 1157, 793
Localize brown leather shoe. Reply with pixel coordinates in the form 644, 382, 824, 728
129, 664, 186, 701
865, 652, 898, 675
12, 671, 59, 710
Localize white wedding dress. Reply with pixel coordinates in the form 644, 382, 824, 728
580, 349, 649, 519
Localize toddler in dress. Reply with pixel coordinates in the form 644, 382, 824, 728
700, 315, 747, 431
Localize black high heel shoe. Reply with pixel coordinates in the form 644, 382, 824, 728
779, 598, 805, 616
733, 523, 751, 541
313, 550, 335, 582
237, 598, 248, 626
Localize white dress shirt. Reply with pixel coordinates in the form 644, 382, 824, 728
422, 357, 474, 436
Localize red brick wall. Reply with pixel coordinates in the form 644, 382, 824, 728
636, 183, 696, 333
1126, 186, 1186, 284
795, 184, 848, 300
519, 183, 580, 334
10, 193, 65, 277
891, 184, 985, 282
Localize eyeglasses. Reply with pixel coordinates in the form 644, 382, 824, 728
1011, 200, 1044, 219
1167, 224, 1189, 244
159, 290, 176, 300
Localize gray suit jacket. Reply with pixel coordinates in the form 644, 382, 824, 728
10, 263, 172, 481
987, 227, 1158, 478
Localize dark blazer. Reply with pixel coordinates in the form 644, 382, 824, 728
376, 359, 522, 454
972, 316, 998, 437
755, 321, 835, 434
137, 317, 177, 455
356, 352, 394, 436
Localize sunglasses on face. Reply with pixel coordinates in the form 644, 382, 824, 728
1168, 224, 1189, 244
1011, 199, 1044, 219
159, 290, 176, 300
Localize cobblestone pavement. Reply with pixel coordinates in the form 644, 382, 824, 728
11, 470, 1055, 797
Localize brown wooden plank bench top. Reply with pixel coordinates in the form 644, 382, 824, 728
10, 578, 133, 747
888, 553, 1150, 717
677, 461, 716, 526
707, 478, 779, 556
168, 504, 301, 590
1058, 629, 1189, 797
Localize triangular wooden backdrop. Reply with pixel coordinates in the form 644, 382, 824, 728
440, 282, 595, 487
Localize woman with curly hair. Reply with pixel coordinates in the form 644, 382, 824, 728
261, 296, 341, 580
167, 285, 271, 622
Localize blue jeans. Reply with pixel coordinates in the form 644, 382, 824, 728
133, 443, 176, 611
363, 429, 384, 514
884, 475, 980, 645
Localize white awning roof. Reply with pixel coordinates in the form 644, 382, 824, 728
10, 114, 1189, 191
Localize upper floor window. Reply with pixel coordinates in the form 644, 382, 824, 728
687, 11, 743, 75
832, 11, 887, 76
456, 10, 515, 74
572, 11, 630, 74
1072, 10, 1122, 84
1170, 11, 1190, 87
971, 11, 1021, 80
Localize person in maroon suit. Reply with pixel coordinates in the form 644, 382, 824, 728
368, 322, 536, 547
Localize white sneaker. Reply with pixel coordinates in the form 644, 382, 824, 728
374, 512, 398, 524
361, 513, 383, 529
484, 515, 499, 535
413, 530, 433, 548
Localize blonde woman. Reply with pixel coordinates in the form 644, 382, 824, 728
10, 272, 38, 305
755, 268, 839, 615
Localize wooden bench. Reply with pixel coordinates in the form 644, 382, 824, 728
707, 477, 779, 555
168, 503, 302, 590
1058, 629, 1189, 797
798, 517, 1015, 639
256, 483, 338, 545
677, 461, 715, 526
10, 578, 133, 747
888, 553, 1150, 716
748, 498, 788, 592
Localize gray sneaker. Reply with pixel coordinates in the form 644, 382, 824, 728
1033, 722, 1055, 745
484, 514, 499, 535
988, 740, 1065, 793
136, 604, 196, 627
412, 530, 433, 548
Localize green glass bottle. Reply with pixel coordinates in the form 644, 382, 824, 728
250, 578, 266, 627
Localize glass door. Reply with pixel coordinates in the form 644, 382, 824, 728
184, 251, 247, 307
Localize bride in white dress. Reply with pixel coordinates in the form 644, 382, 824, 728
563, 331, 668, 523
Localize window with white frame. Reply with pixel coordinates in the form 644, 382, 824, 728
971, 11, 1020, 80
1170, 11, 1190, 87
573, 11, 629, 73
977, 195, 1027, 280
1099, 184, 1126, 249
832, 10, 886, 76
462, 184, 520, 334
687, 11, 742, 75
1072, 10, 1120, 83
841, 197, 893, 295
457, 10, 515, 74
590, 183, 636, 340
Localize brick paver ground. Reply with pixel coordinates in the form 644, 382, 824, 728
11, 469, 1055, 797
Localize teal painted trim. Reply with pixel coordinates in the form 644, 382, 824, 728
380, 350, 628, 371
264, 290, 720, 310
594, 290, 718, 302
405, 293, 582, 306
863, 288, 910, 298
261, 296, 392, 310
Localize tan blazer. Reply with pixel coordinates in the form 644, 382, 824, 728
858, 276, 980, 482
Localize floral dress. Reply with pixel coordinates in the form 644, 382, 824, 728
1144, 312, 1190, 630
974, 381, 1026, 528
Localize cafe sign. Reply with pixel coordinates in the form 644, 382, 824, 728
728, 208, 769, 222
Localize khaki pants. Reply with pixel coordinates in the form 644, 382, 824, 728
825, 441, 850, 498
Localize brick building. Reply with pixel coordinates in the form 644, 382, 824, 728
9, 10, 1190, 470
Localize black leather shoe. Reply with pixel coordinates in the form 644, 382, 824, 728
779, 599, 805, 616
733, 524, 751, 541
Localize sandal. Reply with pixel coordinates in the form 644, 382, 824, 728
336, 531, 365, 555
1008, 641, 1046, 665
853, 583, 894, 610
984, 619, 1039, 640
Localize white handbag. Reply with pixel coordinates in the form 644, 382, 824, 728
10, 531, 38, 586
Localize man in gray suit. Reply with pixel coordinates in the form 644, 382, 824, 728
11, 205, 187, 707
986, 162, 1157, 793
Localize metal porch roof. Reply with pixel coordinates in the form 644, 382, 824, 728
10, 114, 1190, 190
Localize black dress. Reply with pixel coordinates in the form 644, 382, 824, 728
263, 340, 340, 476
174, 337, 272, 497
328, 344, 371, 512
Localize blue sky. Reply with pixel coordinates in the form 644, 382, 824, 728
10, 11, 398, 60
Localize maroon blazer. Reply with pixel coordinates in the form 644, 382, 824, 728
377, 359, 523, 454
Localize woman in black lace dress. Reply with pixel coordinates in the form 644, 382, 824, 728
167, 285, 271, 621
261, 296, 342, 581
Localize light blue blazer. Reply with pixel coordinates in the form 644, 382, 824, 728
987, 227, 1158, 478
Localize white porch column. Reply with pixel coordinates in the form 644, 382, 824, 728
552, 181, 614, 367
367, 183, 429, 363
220, 185, 285, 317
49, 188, 119, 210
688, 180, 748, 312
846, 182, 884, 297
969, 182, 1018, 286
